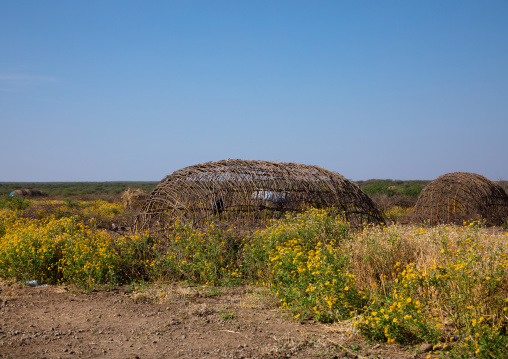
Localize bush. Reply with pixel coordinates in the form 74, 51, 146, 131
401, 184, 423, 197
0, 213, 153, 288
0, 196, 30, 211
362, 182, 397, 197
150, 220, 244, 286
243, 209, 366, 322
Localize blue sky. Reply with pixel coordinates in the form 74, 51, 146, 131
1, 1, 507, 182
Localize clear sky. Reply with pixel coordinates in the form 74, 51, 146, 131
1, 1, 507, 182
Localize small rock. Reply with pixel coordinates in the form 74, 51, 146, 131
420, 343, 433, 353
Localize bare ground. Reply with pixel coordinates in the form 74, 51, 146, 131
0, 280, 434, 359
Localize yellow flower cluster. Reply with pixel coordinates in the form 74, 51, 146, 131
384, 206, 408, 222
0, 202, 150, 287
151, 219, 244, 285
245, 208, 362, 322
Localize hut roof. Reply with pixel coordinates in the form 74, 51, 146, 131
138, 159, 382, 229
413, 172, 508, 226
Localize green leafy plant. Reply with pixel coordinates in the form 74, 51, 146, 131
220, 309, 236, 320
0, 196, 30, 211
401, 184, 423, 197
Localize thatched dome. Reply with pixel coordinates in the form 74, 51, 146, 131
138, 159, 382, 229
413, 172, 508, 226
9, 189, 46, 198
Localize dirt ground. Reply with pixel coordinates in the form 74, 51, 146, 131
0, 279, 435, 359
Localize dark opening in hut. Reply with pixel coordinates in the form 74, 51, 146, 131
137, 159, 382, 230
413, 172, 508, 226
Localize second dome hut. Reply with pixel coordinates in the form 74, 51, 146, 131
413, 172, 508, 226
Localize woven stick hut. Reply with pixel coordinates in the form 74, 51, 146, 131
413, 172, 508, 226
137, 159, 382, 229
9, 189, 46, 197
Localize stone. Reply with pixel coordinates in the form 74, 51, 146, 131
419, 343, 433, 353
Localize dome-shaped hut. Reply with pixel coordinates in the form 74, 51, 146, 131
9, 189, 47, 198
138, 159, 382, 229
413, 172, 508, 226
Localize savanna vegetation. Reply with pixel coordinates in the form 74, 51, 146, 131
0, 181, 158, 198
1, 180, 508, 358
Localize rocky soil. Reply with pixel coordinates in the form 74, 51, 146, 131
0, 279, 434, 359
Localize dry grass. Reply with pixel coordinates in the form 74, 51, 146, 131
349, 223, 508, 291
239, 287, 279, 310
349, 222, 508, 322
349, 225, 441, 291
121, 188, 148, 210
129, 283, 196, 304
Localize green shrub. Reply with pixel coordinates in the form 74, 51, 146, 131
0, 216, 73, 283
243, 209, 365, 322
401, 184, 423, 197
0, 196, 30, 211
0, 213, 153, 288
363, 183, 397, 196
150, 220, 244, 286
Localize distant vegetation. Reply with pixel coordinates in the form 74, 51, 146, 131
499, 180, 508, 193
356, 179, 429, 197
1, 179, 506, 198
0, 180, 430, 198
0, 182, 158, 198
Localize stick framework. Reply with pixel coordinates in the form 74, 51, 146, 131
413, 172, 508, 226
137, 159, 383, 229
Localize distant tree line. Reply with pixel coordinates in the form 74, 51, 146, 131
356, 179, 430, 197
1, 179, 506, 200
0, 182, 158, 197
